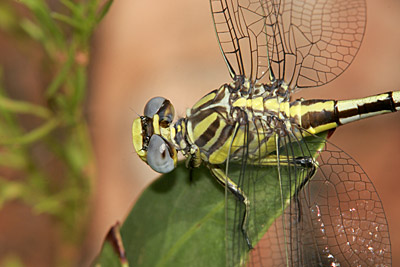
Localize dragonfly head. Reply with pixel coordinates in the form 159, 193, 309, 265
132, 97, 178, 173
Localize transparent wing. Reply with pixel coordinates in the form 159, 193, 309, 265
225, 126, 391, 266
210, 0, 366, 89
224, 121, 321, 265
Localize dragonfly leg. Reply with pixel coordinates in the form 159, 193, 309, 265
254, 154, 317, 167
208, 156, 317, 250
257, 155, 318, 222
293, 157, 318, 223
209, 166, 253, 250
258, 154, 318, 194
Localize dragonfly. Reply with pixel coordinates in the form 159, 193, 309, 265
132, 0, 397, 266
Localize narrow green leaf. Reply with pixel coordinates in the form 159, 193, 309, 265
60, 0, 81, 16
0, 180, 25, 209
87, 0, 100, 20
0, 3, 18, 32
51, 12, 83, 30
0, 96, 52, 118
0, 254, 24, 267
46, 50, 75, 97
19, 18, 58, 57
0, 118, 59, 145
96, 0, 114, 23
71, 65, 87, 107
64, 125, 91, 173
0, 149, 28, 169
19, 19, 45, 42
32, 196, 62, 214
17, 0, 65, 48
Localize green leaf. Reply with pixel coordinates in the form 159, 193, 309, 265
95, 241, 125, 267
46, 50, 75, 97
95, 223, 129, 267
0, 118, 59, 145
95, 163, 226, 267
0, 3, 18, 32
51, 12, 83, 30
0, 254, 24, 267
19, 19, 45, 42
96, 0, 114, 23
0, 180, 26, 209
60, 0, 82, 16
0, 96, 51, 118
17, 0, 65, 48
0, 149, 28, 169
95, 133, 327, 266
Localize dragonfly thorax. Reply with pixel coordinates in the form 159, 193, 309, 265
184, 82, 298, 166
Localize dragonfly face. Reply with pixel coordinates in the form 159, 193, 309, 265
132, 97, 178, 173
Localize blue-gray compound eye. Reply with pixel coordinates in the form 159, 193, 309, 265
144, 97, 165, 118
146, 135, 174, 173
144, 96, 175, 123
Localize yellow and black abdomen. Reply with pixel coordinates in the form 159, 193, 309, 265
293, 91, 400, 135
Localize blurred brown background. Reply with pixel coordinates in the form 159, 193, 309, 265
88, 0, 400, 265
1, 0, 400, 266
